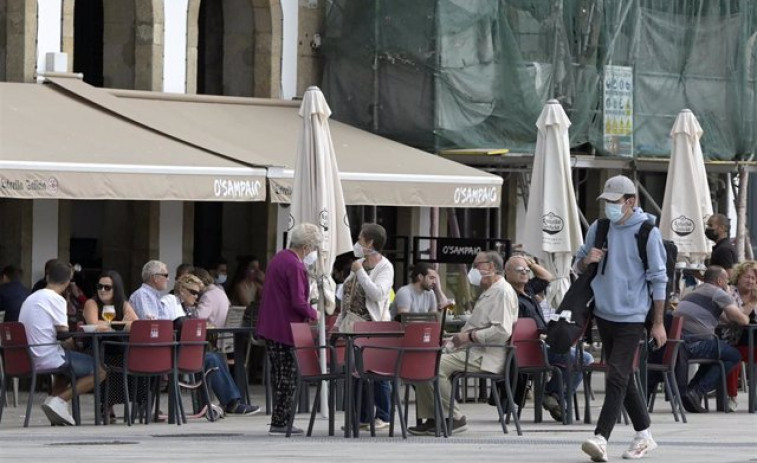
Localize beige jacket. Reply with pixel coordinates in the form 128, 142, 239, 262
461, 277, 519, 373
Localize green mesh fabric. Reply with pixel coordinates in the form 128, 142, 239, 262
321, 0, 757, 160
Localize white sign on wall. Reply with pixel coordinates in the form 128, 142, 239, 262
603, 65, 634, 157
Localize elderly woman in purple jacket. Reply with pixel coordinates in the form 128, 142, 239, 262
256, 222, 323, 436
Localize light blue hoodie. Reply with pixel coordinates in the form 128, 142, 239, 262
575, 207, 668, 323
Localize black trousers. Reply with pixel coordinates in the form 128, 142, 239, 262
594, 317, 650, 440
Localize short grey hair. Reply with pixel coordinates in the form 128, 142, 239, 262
289, 223, 323, 250
480, 251, 504, 274
141, 260, 167, 282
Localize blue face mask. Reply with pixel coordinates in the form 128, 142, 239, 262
605, 202, 624, 223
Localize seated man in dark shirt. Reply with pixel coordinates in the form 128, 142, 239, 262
0, 265, 31, 322
504, 255, 593, 422
706, 214, 737, 275
673, 266, 748, 412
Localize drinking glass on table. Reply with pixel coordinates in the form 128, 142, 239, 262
102, 305, 116, 327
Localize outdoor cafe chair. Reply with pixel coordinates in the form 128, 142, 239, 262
646, 315, 686, 423
175, 318, 222, 422
355, 322, 447, 439
103, 320, 180, 426
288, 322, 343, 437
510, 317, 568, 425
0, 322, 81, 427
447, 326, 521, 436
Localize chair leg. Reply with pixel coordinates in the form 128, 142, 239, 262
662, 373, 679, 422
286, 379, 302, 438
308, 381, 321, 437
12, 377, 20, 408
504, 361, 522, 436
69, 372, 80, 426
392, 379, 405, 439
24, 373, 37, 428
668, 370, 686, 424
328, 379, 336, 436
490, 379, 508, 435
432, 379, 448, 438
0, 373, 6, 423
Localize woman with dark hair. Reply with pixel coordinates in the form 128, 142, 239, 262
82, 270, 138, 330
82, 270, 138, 422
229, 256, 266, 307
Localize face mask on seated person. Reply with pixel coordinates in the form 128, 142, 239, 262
215, 274, 227, 285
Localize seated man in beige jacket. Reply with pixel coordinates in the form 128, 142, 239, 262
409, 251, 519, 435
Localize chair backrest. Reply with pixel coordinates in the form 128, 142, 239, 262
178, 318, 207, 373
291, 322, 322, 377
510, 318, 547, 369
398, 322, 441, 382
660, 315, 684, 367
353, 321, 403, 333
400, 312, 439, 325
0, 322, 33, 376
224, 306, 247, 328
127, 320, 175, 374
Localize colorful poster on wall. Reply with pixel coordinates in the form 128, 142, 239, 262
603, 65, 633, 157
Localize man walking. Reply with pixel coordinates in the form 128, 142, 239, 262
575, 175, 668, 461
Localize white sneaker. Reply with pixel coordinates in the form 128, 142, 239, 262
622, 436, 658, 459
582, 435, 609, 462
373, 418, 390, 430
727, 397, 738, 412
41, 396, 75, 426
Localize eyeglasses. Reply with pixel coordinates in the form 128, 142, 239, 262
513, 266, 530, 274
154, 273, 170, 278
185, 288, 200, 296
96, 284, 113, 291
473, 260, 491, 268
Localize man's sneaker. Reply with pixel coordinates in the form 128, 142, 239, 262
622, 436, 658, 460
41, 396, 75, 426
226, 401, 261, 416
373, 418, 390, 430
269, 425, 304, 436
408, 419, 436, 436
727, 397, 738, 412
581, 435, 609, 462
443, 416, 468, 435
542, 393, 563, 422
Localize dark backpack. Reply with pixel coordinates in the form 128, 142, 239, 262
636, 220, 678, 302
545, 219, 610, 354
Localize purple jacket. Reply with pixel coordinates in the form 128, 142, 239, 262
256, 249, 317, 345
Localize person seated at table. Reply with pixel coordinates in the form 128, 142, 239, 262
0, 264, 31, 322
391, 262, 451, 320
154, 273, 260, 416
82, 270, 138, 422
674, 266, 749, 413
130, 260, 173, 320
720, 260, 757, 411
229, 256, 265, 307
18, 259, 106, 425
409, 251, 519, 435
504, 255, 594, 422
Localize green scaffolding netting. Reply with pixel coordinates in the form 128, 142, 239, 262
321, 0, 757, 160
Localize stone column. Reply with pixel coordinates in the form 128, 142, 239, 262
61, 0, 74, 71
5, 0, 36, 82
252, 0, 282, 98
295, 0, 322, 95
135, 0, 164, 90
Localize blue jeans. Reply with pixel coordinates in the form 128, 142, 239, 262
357, 380, 391, 423
685, 338, 742, 394
545, 347, 594, 400
204, 352, 241, 407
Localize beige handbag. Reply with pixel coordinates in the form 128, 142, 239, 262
337, 276, 364, 332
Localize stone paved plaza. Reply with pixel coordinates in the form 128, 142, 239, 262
1, 381, 755, 463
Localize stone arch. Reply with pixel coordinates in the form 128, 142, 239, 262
189, 0, 281, 97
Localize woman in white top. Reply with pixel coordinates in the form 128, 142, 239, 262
335, 223, 394, 430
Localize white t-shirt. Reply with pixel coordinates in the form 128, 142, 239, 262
393, 284, 437, 314
160, 294, 187, 321
18, 289, 68, 370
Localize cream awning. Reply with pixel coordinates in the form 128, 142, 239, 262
43, 77, 501, 208
0, 80, 267, 201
